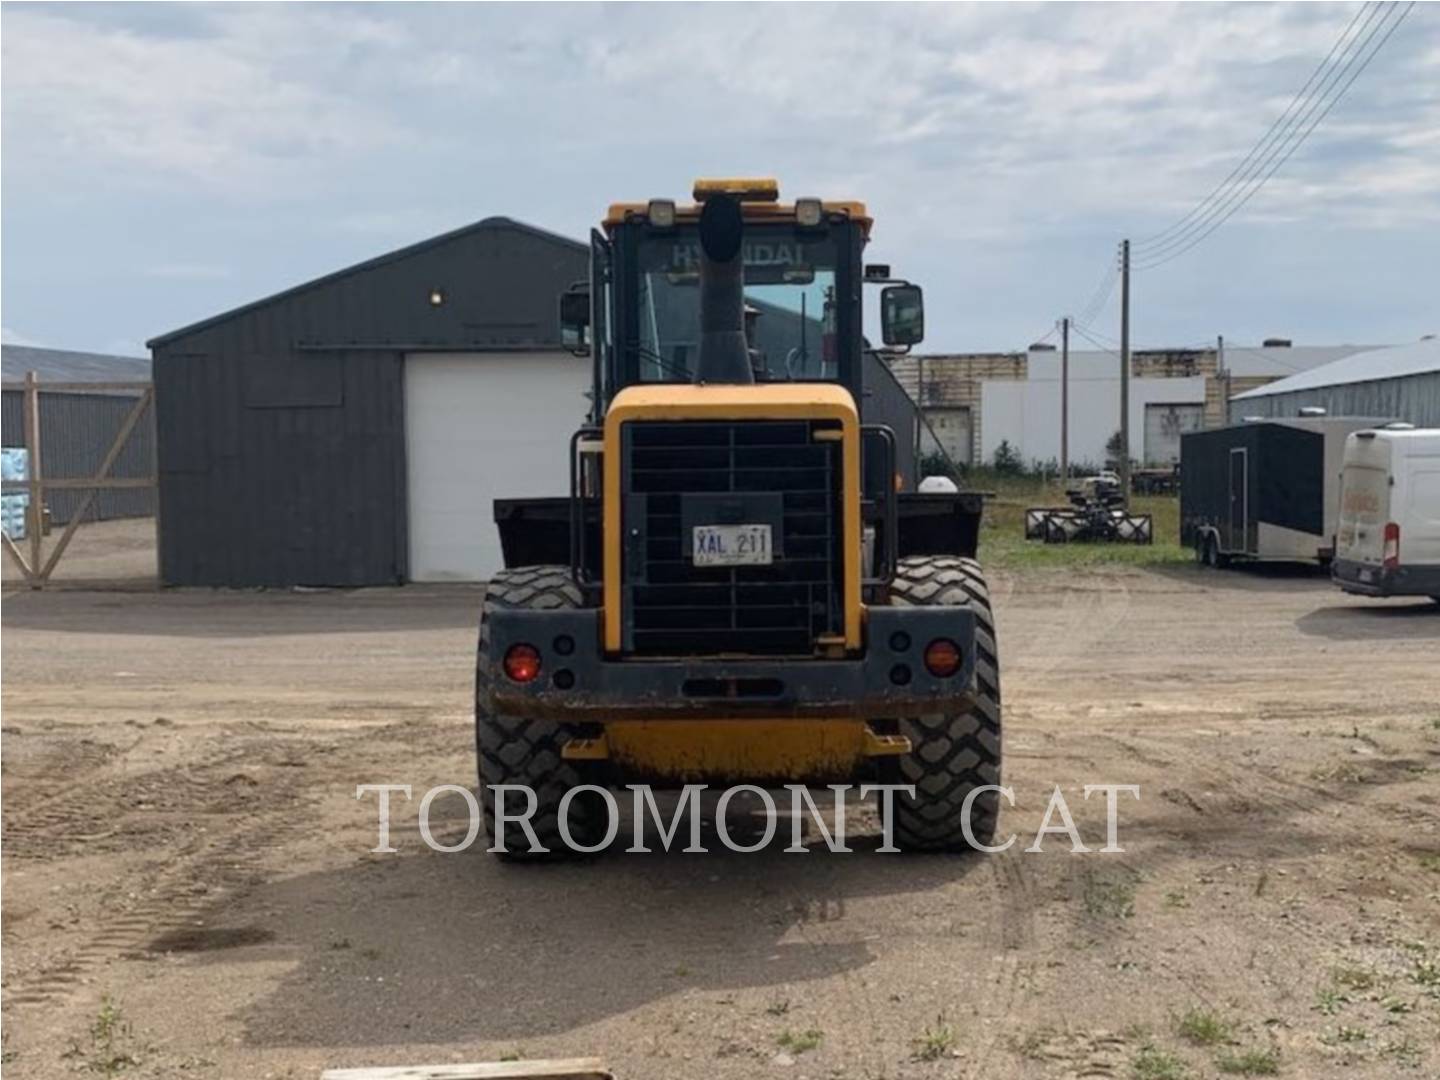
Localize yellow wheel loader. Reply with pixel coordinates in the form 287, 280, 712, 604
478, 179, 1000, 856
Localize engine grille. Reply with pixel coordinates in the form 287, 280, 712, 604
621, 419, 844, 656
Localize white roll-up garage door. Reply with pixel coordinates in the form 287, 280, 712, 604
405, 352, 589, 581
923, 407, 973, 467
1143, 403, 1204, 466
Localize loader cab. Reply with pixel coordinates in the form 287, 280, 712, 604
559, 179, 923, 422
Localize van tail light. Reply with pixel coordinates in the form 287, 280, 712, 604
1382, 522, 1400, 570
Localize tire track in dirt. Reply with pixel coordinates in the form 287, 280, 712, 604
1095, 728, 1435, 966
1007, 571, 1135, 682
2, 718, 443, 1011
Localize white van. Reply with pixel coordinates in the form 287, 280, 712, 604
1333, 427, 1440, 600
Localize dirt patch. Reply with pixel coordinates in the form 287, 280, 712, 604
2, 565, 1437, 1078
148, 926, 276, 953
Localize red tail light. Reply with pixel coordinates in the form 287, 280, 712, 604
503, 644, 541, 683
1382, 522, 1400, 569
923, 638, 962, 679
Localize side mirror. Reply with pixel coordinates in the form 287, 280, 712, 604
559, 288, 590, 354
881, 284, 924, 347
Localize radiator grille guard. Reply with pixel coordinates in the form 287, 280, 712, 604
620, 419, 845, 656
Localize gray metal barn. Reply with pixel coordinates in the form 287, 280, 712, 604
1230, 338, 1440, 426
148, 217, 590, 588
1, 346, 155, 525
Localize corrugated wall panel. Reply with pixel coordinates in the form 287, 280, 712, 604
1, 390, 156, 524
1237, 372, 1440, 428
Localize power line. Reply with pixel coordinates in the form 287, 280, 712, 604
1073, 322, 1120, 346
1071, 245, 1122, 329
1133, 1, 1380, 252
1134, 1, 1414, 271
1134, 2, 1399, 267
1030, 3, 1411, 359
1027, 321, 1060, 347
1133, 0, 1390, 260
1070, 324, 1125, 361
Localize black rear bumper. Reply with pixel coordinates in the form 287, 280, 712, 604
1333, 558, 1440, 598
485, 605, 977, 720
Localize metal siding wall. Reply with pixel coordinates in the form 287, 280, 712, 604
861, 352, 918, 483
156, 344, 407, 586
154, 223, 586, 586
1, 389, 155, 525
1238, 372, 1440, 428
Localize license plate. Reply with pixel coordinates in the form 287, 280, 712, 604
1359, 568, 1374, 583
692, 524, 772, 567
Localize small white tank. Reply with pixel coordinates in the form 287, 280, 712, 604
918, 475, 959, 493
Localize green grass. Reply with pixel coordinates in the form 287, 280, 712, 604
88, 997, 137, 1076
912, 1015, 958, 1061
968, 472, 1188, 570
1215, 1046, 1281, 1075
1175, 1007, 1234, 1047
775, 1028, 822, 1054
1083, 871, 1137, 919
1131, 1044, 1189, 1080
1330, 965, 1378, 991
1409, 956, 1440, 996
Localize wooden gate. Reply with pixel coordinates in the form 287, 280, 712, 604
1, 371, 156, 588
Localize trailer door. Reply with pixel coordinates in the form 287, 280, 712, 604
1228, 448, 1248, 552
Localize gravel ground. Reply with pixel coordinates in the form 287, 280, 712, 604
2, 531, 1438, 1079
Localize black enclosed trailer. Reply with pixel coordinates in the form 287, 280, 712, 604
1180, 417, 1391, 566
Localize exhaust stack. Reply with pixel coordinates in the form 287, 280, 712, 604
693, 193, 753, 385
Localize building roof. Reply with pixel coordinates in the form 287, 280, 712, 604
1029, 344, 1373, 378
2, 344, 151, 384
147, 216, 586, 349
1232, 338, 1440, 400
1212, 343, 1377, 378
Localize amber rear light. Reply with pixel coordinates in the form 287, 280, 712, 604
503, 644, 542, 683
923, 638, 962, 678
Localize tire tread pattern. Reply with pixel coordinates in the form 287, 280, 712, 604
887, 555, 1003, 851
476, 566, 598, 858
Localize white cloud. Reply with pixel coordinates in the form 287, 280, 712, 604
1, 326, 40, 346
1, 7, 407, 190
1, 2, 1436, 352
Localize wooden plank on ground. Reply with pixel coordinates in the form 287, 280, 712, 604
320, 1060, 611, 1080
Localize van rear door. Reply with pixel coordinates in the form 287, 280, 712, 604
1336, 434, 1391, 565
1402, 447, 1440, 568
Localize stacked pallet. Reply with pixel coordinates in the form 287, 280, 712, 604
2, 447, 30, 539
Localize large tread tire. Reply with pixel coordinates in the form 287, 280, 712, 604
886, 555, 1002, 852
476, 566, 604, 860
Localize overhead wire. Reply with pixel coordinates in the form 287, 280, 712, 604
1132, 1, 1380, 253
1133, 1, 1414, 271
1024, 1, 1412, 346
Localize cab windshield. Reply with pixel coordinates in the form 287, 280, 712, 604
634, 226, 840, 383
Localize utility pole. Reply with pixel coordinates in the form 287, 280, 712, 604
1217, 333, 1228, 426
1060, 316, 1070, 482
1119, 239, 1131, 504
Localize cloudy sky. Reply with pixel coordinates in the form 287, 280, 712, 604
2, 2, 1436, 357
